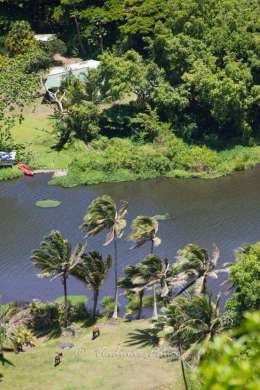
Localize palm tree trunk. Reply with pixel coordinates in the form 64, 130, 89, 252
175, 279, 196, 298
93, 289, 99, 319
151, 240, 154, 254
153, 285, 158, 319
137, 290, 144, 320
178, 344, 189, 390
112, 238, 119, 319
63, 275, 68, 328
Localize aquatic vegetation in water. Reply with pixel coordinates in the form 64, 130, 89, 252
35, 199, 61, 208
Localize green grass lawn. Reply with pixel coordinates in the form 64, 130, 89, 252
0, 320, 184, 390
11, 103, 85, 170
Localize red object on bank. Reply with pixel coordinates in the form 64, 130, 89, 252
17, 163, 34, 176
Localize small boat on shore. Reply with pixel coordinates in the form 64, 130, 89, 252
17, 163, 34, 176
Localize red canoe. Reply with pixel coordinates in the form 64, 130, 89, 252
17, 163, 34, 176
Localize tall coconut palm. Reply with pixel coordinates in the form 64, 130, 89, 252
72, 251, 112, 319
156, 293, 222, 390
118, 264, 146, 319
157, 293, 222, 360
173, 244, 225, 296
140, 254, 172, 319
31, 230, 85, 327
128, 215, 169, 318
81, 195, 128, 319
128, 215, 162, 253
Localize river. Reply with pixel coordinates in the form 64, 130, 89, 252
0, 169, 260, 305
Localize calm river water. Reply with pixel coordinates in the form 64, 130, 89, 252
0, 170, 260, 304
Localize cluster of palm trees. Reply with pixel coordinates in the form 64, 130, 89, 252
31, 194, 226, 336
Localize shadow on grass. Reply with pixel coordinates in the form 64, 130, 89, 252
125, 327, 159, 348
0, 353, 15, 367
34, 324, 62, 339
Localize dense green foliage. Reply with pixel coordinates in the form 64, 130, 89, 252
198, 311, 260, 389
5, 20, 36, 55
225, 243, 260, 327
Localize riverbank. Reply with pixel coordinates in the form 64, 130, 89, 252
0, 318, 184, 390
2, 106, 260, 186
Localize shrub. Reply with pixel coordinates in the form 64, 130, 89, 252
101, 296, 119, 318
9, 325, 36, 352
5, 21, 36, 56
39, 38, 67, 58
29, 301, 60, 332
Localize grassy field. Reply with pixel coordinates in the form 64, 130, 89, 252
11, 102, 85, 171
0, 319, 184, 390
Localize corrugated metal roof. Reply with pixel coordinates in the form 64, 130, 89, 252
45, 60, 100, 89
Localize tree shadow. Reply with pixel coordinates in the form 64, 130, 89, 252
125, 327, 159, 348
0, 353, 15, 367
34, 324, 62, 339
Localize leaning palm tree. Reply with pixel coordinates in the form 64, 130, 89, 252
81, 195, 128, 319
128, 215, 171, 318
173, 244, 225, 296
156, 293, 222, 389
118, 263, 147, 319
140, 254, 172, 319
31, 230, 85, 327
72, 251, 112, 319
128, 215, 161, 253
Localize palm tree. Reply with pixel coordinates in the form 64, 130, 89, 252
128, 215, 170, 318
31, 230, 85, 327
140, 254, 172, 319
157, 293, 222, 359
72, 251, 112, 318
81, 195, 128, 319
173, 244, 225, 296
156, 293, 222, 390
128, 215, 161, 253
118, 264, 146, 319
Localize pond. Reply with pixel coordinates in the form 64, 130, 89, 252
0, 169, 260, 305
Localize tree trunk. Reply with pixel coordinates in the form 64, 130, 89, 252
174, 279, 196, 298
137, 290, 144, 320
93, 289, 99, 319
153, 285, 158, 319
73, 15, 85, 56
151, 240, 154, 254
112, 238, 119, 319
63, 275, 69, 328
179, 344, 189, 390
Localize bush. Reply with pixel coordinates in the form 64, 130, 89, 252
9, 325, 36, 352
5, 20, 36, 56
39, 38, 67, 58
29, 301, 60, 333
101, 296, 119, 318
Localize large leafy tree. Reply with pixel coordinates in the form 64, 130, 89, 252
0, 54, 39, 149
72, 251, 112, 318
199, 311, 260, 389
81, 195, 128, 319
31, 230, 84, 327
225, 243, 260, 327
